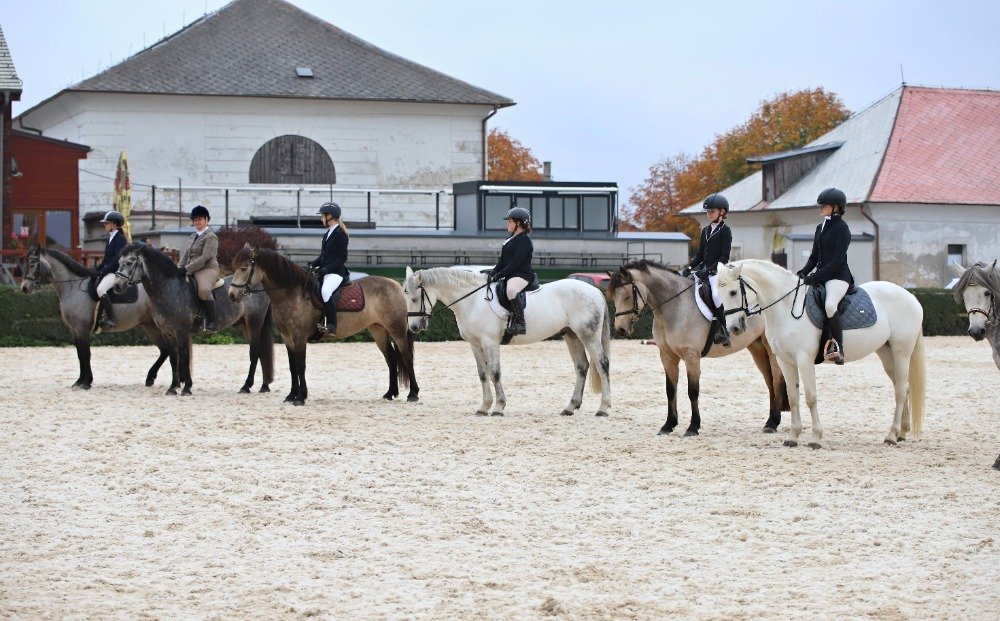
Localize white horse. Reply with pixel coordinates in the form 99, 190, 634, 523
951, 261, 1000, 371
716, 260, 925, 448
404, 267, 611, 417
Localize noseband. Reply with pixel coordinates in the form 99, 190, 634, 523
614, 283, 647, 318
114, 255, 142, 288
406, 285, 435, 319
966, 291, 997, 326
230, 252, 258, 292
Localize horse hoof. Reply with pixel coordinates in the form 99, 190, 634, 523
259, 386, 270, 393
783, 440, 797, 447
763, 426, 778, 434
560, 410, 575, 416
807, 442, 822, 450
883, 439, 897, 446
166, 388, 178, 396
80, 384, 92, 391
490, 411, 504, 417
382, 392, 395, 400
239, 387, 251, 394
406, 395, 419, 402
283, 396, 295, 403
474, 410, 489, 416
684, 429, 699, 437
993, 458, 1000, 471
896, 436, 906, 443
181, 389, 192, 396
658, 427, 673, 436
595, 411, 610, 417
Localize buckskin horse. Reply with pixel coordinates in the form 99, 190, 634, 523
228, 246, 417, 405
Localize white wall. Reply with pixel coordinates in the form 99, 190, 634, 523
21, 92, 491, 229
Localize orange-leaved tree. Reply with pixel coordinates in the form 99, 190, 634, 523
626, 88, 850, 233
487, 128, 544, 181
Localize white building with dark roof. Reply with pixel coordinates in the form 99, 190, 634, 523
682, 86, 1000, 287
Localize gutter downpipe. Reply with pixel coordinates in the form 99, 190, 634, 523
860, 202, 880, 281
481, 106, 499, 180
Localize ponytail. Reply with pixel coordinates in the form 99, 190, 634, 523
338, 220, 350, 238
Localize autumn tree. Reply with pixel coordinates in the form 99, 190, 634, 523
487, 128, 544, 181
626, 88, 850, 232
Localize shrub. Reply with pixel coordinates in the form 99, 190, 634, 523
216, 225, 278, 273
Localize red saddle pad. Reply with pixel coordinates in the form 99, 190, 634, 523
336, 281, 365, 312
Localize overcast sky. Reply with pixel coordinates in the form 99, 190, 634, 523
4, 0, 999, 203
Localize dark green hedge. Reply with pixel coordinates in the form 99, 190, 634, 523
0, 284, 964, 346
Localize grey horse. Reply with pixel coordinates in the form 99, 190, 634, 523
20, 246, 175, 389
112, 242, 275, 396
608, 260, 789, 436
951, 261, 1000, 470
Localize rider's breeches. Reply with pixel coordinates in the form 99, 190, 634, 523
96, 273, 116, 297
824, 279, 849, 318
322, 273, 344, 303
193, 267, 220, 301
506, 276, 529, 300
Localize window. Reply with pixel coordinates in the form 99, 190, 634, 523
249, 135, 335, 184
530, 196, 547, 229
545, 197, 578, 230
947, 244, 965, 266
582, 196, 609, 231
484, 195, 511, 230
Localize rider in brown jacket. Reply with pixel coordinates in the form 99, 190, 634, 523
179, 205, 220, 332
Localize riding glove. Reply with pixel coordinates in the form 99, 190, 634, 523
177, 265, 188, 277
681, 266, 692, 278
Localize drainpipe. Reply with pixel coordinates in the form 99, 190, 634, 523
15, 117, 43, 136
860, 202, 880, 281
481, 106, 498, 180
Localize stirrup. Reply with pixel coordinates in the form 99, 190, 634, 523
824, 339, 844, 364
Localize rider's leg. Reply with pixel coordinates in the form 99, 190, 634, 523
96, 273, 117, 328
320, 273, 343, 333
824, 279, 849, 364
195, 268, 220, 332
505, 276, 529, 335
709, 273, 731, 346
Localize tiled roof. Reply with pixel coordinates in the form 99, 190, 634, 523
0, 24, 23, 93
68, 0, 512, 107
870, 87, 1000, 205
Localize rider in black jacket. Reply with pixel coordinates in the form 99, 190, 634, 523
307, 202, 350, 334
798, 187, 854, 364
490, 206, 535, 338
683, 193, 733, 346
94, 210, 128, 329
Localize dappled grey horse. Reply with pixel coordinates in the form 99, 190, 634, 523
112, 242, 275, 395
951, 261, 1000, 470
20, 246, 174, 389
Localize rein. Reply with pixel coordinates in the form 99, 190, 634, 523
614, 279, 694, 319
407, 281, 490, 319
724, 276, 806, 319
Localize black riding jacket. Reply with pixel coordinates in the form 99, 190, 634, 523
491, 233, 535, 282
688, 222, 732, 275
800, 215, 854, 284
95, 231, 127, 277
310, 226, 350, 279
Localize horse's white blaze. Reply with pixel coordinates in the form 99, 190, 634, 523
717, 260, 925, 447
404, 267, 611, 417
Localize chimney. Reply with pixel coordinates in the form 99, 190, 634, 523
542, 161, 552, 181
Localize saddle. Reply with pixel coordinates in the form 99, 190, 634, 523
87, 274, 139, 304
805, 284, 877, 365
696, 279, 722, 358
305, 275, 365, 313
184, 276, 226, 298
495, 275, 540, 313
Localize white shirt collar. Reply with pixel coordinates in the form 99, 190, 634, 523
108, 230, 118, 241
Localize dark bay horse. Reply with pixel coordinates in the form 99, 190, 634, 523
112, 242, 275, 395
608, 259, 788, 436
20, 246, 174, 389
228, 247, 417, 406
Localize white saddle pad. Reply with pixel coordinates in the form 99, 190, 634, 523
693, 276, 714, 321
487, 283, 542, 319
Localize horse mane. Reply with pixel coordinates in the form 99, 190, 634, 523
731, 259, 794, 279
608, 259, 680, 293
954, 261, 1000, 301
43, 248, 93, 277
234, 247, 308, 284
123, 242, 179, 275
415, 267, 488, 288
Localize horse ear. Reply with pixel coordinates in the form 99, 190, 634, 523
405, 266, 413, 280
617, 266, 632, 283
242, 242, 251, 251
949, 262, 966, 278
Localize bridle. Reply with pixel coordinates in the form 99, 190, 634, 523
114, 254, 143, 288
230, 250, 258, 293
406, 281, 490, 320
723, 276, 807, 320
965, 288, 997, 326
614, 282, 648, 318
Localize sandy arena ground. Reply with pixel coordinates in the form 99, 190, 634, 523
1, 336, 998, 619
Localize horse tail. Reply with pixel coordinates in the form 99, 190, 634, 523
908, 331, 926, 438
391, 329, 415, 390
259, 305, 276, 385
590, 303, 611, 394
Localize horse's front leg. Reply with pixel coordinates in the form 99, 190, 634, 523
179, 335, 193, 396
682, 351, 702, 436
296, 345, 308, 405
775, 356, 803, 447
658, 349, 681, 435
482, 342, 506, 416
72, 336, 93, 390
796, 354, 822, 448
283, 344, 300, 404
147, 346, 169, 387
560, 333, 589, 416
241, 331, 258, 393
166, 350, 180, 395
469, 343, 493, 416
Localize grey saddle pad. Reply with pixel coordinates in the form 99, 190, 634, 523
805, 286, 878, 330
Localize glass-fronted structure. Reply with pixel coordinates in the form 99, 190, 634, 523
452, 181, 618, 236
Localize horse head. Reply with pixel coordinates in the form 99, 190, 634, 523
403, 266, 435, 333
607, 266, 647, 337
19, 245, 48, 293
715, 263, 752, 337
952, 261, 998, 341
229, 243, 260, 302
112, 244, 147, 293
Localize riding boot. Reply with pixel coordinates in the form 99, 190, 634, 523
825, 312, 845, 365
508, 291, 527, 336
99, 295, 116, 329
319, 290, 340, 334
712, 304, 731, 347
200, 297, 218, 333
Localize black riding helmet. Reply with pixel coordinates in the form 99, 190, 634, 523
190, 205, 211, 220
817, 187, 847, 211
702, 193, 729, 212
504, 206, 530, 223
318, 202, 342, 219
100, 210, 126, 226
